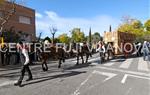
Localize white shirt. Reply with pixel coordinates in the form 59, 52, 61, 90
22, 48, 29, 65
96, 45, 105, 53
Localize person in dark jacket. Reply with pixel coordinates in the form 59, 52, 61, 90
14, 41, 33, 87
57, 45, 65, 68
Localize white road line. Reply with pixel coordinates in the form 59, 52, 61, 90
103, 62, 115, 66
92, 70, 117, 82
71, 73, 93, 95
96, 66, 150, 77
0, 80, 16, 87
119, 59, 133, 69
88, 57, 99, 62
138, 58, 149, 71
72, 57, 99, 63
121, 74, 128, 84
91, 62, 99, 65
71, 70, 117, 95
125, 88, 132, 95
121, 74, 150, 84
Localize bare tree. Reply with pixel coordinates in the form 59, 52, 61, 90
0, 0, 16, 34
50, 26, 57, 44
121, 15, 136, 24
37, 32, 42, 42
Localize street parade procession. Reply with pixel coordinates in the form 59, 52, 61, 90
0, 0, 150, 95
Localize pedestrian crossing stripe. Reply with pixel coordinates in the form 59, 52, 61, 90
102, 58, 150, 72
138, 58, 149, 72
103, 62, 115, 66
70, 55, 150, 72
119, 59, 132, 69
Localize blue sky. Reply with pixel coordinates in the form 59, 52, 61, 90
23, 0, 149, 38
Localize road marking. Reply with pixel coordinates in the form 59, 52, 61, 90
72, 70, 117, 95
121, 74, 128, 84
72, 57, 99, 63
119, 59, 132, 69
96, 66, 150, 77
138, 58, 149, 71
91, 62, 100, 65
103, 62, 115, 66
125, 88, 132, 95
71, 73, 93, 95
121, 74, 150, 84
89, 57, 100, 61
0, 80, 16, 87
92, 70, 117, 82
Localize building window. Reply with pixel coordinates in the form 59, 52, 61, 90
19, 16, 31, 24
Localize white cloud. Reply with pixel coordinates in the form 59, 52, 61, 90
35, 13, 43, 18
36, 11, 120, 38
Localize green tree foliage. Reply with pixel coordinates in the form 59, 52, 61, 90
118, 23, 133, 33
85, 32, 102, 43
71, 28, 85, 42
131, 20, 144, 38
143, 20, 150, 41
144, 19, 150, 31
85, 32, 101, 43
118, 18, 150, 42
58, 33, 70, 43
118, 17, 145, 42
92, 32, 101, 42
53, 38, 60, 43
118, 19, 143, 34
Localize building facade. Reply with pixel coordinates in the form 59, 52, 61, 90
0, 1, 36, 41
104, 31, 135, 55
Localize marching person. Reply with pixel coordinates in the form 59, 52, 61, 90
142, 41, 150, 61
97, 41, 106, 64
14, 41, 33, 87
57, 45, 65, 68
1, 44, 6, 66
136, 42, 142, 57
83, 42, 91, 63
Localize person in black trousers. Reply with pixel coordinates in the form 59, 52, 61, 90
1, 51, 5, 66
1, 44, 7, 66
57, 45, 65, 68
14, 42, 33, 87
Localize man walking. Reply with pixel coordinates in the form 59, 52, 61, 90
14, 41, 33, 87
97, 41, 106, 64
57, 45, 65, 68
142, 41, 150, 61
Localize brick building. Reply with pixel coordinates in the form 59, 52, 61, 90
0, 1, 36, 41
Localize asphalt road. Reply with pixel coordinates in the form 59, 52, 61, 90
0, 53, 150, 95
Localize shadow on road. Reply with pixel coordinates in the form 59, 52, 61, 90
64, 62, 94, 70
22, 71, 86, 87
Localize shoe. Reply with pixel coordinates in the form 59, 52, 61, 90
14, 81, 22, 87
26, 78, 33, 81
63, 59, 65, 62
58, 65, 61, 68
85, 61, 88, 63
